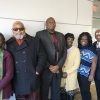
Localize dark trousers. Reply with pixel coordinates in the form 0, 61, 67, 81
41, 73, 61, 100
67, 91, 74, 100
60, 90, 74, 100
16, 89, 40, 100
95, 79, 100, 100
78, 74, 91, 100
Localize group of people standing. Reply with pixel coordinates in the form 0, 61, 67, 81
0, 17, 100, 100
61, 30, 100, 100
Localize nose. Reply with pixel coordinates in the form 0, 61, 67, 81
17, 29, 21, 32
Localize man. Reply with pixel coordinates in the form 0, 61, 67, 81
36, 17, 66, 100
93, 29, 100, 100
6, 21, 46, 100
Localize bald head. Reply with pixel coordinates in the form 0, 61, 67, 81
95, 29, 100, 42
46, 17, 55, 23
12, 21, 25, 40
12, 21, 25, 29
95, 29, 100, 34
46, 17, 56, 33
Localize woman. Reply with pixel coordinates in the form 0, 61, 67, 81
78, 32, 97, 100
0, 33, 13, 100
61, 33, 80, 100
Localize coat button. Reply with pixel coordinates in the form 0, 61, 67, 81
22, 51, 26, 54
16, 61, 18, 64
23, 60, 26, 63
16, 70, 19, 73
25, 69, 27, 72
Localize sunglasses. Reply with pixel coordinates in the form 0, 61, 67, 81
12, 28, 25, 31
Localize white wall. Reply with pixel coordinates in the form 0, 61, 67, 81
0, 0, 93, 99
0, 0, 77, 23
0, 0, 93, 40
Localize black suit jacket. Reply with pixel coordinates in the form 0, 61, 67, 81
93, 41, 100, 80
36, 30, 66, 75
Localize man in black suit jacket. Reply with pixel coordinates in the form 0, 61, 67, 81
93, 29, 100, 100
36, 17, 66, 100
7, 21, 46, 100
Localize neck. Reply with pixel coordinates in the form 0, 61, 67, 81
16, 38, 23, 40
47, 29, 55, 34
67, 45, 72, 49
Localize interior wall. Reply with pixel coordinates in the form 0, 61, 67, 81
0, 0, 93, 42
0, 0, 93, 99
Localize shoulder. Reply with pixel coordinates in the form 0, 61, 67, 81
26, 33, 33, 40
4, 49, 12, 58
93, 41, 97, 48
72, 46, 80, 53
28, 36, 40, 46
83, 46, 97, 56
25, 33, 37, 44
56, 31, 64, 36
36, 30, 46, 34
93, 41, 97, 45
89, 45, 96, 51
6, 37, 15, 45
34, 37, 40, 43
90, 46, 97, 54
36, 30, 47, 39
73, 46, 79, 51
56, 31, 65, 41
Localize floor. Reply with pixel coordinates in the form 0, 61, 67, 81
74, 82, 97, 100
10, 82, 97, 100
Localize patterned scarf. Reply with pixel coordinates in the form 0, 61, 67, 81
0, 49, 3, 100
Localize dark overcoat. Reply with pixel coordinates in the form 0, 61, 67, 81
6, 34, 46, 95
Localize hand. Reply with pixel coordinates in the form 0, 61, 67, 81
62, 72, 67, 78
88, 75, 94, 82
49, 65, 59, 73
49, 65, 54, 71
36, 72, 39, 75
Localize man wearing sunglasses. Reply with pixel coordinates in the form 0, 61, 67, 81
6, 21, 46, 100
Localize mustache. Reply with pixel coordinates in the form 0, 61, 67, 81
13, 33, 25, 39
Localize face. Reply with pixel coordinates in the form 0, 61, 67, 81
0, 36, 4, 48
12, 24, 25, 39
95, 31, 100, 42
80, 35, 88, 46
66, 37, 74, 48
46, 18, 56, 32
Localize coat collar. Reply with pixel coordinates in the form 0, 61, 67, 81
7, 33, 33, 51
7, 33, 32, 45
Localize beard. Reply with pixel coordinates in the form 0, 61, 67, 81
13, 32, 25, 39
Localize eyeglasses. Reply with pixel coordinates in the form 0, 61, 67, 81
12, 28, 25, 31
96, 32, 100, 35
